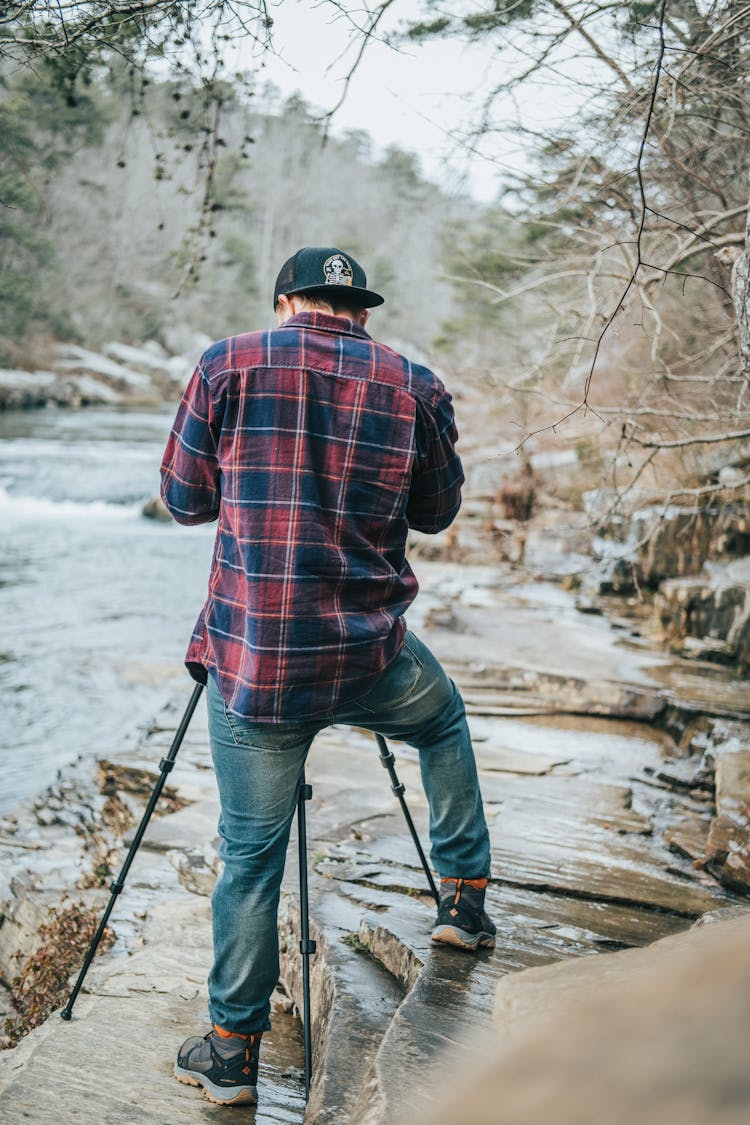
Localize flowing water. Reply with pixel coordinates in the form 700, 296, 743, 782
0, 406, 214, 815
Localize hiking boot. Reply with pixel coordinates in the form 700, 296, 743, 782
431, 877, 496, 951
174, 1026, 262, 1106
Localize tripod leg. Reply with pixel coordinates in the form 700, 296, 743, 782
61, 681, 205, 1020
375, 734, 440, 905
297, 772, 316, 1102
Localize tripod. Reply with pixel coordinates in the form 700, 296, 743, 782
61, 683, 439, 1102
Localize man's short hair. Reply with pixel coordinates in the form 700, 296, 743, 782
281, 290, 369, 318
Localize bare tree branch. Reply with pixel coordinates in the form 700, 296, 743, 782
578, 0, 669, 408
626, 428, 750, 450
318, 0, 399, 127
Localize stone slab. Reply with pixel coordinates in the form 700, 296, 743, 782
473, 745, 568, 775
0, 899, 306, 1123
706, 733, 750, 891
124, 797, 220, 852
483, 771, 725, 916
664, 815, 711, 863
413, 914, 750, 1125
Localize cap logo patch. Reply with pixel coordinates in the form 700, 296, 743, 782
323, 253, 354, 287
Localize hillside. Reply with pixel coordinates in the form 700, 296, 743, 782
0, 66, 475, 365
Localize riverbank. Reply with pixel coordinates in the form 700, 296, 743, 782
0, 337, 206, 411
1, 559, 749, 1122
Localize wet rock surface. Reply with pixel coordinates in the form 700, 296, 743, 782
0, 899, 306, 1123
1, 561, 748, 1122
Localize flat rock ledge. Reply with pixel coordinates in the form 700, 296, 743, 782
2, 566, 750, 1123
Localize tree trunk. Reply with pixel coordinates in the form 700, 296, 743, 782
734, 171, 750, 381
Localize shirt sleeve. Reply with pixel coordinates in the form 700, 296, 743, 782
406, 390, 464, 534
160, 364, 222, 525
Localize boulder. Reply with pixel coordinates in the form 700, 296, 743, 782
56, 344, 153, 389
103, 340, 170, 373
416, 913, 750, 1125
0, 369, 57, 409
103, 341, 189, 390
633, 504, 717, 583
586, 498, 750, 594
657, 559, 750, 667
141, 496, 171, 522
0, 368, 125, 409
704, 726, 750, 892
62, 373, 122, 406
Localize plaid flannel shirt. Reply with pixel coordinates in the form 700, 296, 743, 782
160, 311, 464, 721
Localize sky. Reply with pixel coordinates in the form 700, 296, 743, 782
226, 1, 595, 202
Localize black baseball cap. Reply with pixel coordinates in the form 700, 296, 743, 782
273, 246, 385, 309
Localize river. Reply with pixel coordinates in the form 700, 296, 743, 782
0, 405, 214, 815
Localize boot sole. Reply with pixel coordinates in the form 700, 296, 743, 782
431, 924, 496, 952
174, 1066, 258, 1106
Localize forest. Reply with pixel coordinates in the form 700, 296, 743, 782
1, 0, 749, 510
0, 66, 468, 356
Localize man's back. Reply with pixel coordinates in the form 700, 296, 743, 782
167, 252, 492, 1110
161, 310, 463, 721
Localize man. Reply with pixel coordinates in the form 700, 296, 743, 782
161, 246, 494, 1107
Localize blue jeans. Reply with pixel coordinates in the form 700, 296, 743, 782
205, 630, 490, 1033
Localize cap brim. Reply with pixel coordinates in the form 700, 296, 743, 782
285, 283, 384, 308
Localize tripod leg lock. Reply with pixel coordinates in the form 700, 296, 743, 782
301, 783, 313, 801
300, 939, 317, 955
379, 751, 396, 768
391, 782, 406, 796
159, 757, 176, 773
110, 880, 125, 895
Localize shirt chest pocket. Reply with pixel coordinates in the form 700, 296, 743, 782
343, 461, 410, 520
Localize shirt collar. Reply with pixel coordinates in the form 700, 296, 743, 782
280, 310, 372, 341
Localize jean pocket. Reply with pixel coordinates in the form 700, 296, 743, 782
354, 639, 424, 714
225, 711, 314, 751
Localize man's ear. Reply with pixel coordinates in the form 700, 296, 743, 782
359, 309, 371, 328
275, 294, 294, 324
